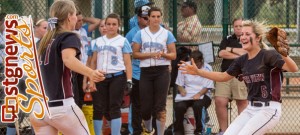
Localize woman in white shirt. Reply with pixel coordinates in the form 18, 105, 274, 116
174, 51, 214, 135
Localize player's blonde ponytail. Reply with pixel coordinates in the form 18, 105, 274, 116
242, 20, 269, 50
38, 0, 76, 57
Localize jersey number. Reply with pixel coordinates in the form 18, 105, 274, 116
261, 85, 268, 98
111, 56, 118, 66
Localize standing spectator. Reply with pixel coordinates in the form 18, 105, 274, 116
129, 0, 153, 30
174, 51, 214, 135
177, 0, 201, 51
73, 11, 101, 108
126, 5, 150, 135
90, 13, 132, 135
215, 18, 248, 135
34, 18, 48, 44
132, 7, 176, 135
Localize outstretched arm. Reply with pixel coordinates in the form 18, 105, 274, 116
178, 58, 234, 82
62, 48, 105, 82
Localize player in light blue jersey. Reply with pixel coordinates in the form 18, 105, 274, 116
132, 7, 176, 135
126, 5, 149, 135
90, 13, 132, 135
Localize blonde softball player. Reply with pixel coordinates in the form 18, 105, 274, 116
132, 7, 176, 135
90, 13, 132, 135
179, 20, 298, 135
30, 0, 105, 135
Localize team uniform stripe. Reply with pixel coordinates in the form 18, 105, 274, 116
71, 106, 89, 135
252, 109, 277, 135
62, 65, 73, 98
270, 67, 282, 102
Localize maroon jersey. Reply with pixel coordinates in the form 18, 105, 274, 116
40, 32, 81, 101
226, 49, 285, 102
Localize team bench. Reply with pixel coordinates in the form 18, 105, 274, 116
282, 56, 300, 95
282, 72, 300, 94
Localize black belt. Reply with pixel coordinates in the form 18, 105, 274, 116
48, 101, 63, 107
141, 65, 169, 72
250, 101, 270, 107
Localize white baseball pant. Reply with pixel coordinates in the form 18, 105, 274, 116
29, 98, 90, 135
224, 101, 281, 135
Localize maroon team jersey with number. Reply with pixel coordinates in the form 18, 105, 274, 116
226, 49, 285, 102
40, 32, 81, 101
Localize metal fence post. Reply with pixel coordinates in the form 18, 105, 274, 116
123, 0, 129, 36
297, 0, 300, 42
173, 0, 177, 39
47, 0, 54, 18
222, 0, 229, 38
286, 0, 290, 28
94, 0, 102, 38
243, 0, 255, 19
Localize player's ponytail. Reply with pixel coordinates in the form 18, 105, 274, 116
38, 28, 57, 57
38, 0, 76, 57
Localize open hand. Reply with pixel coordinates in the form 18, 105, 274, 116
178, 58, 199, 75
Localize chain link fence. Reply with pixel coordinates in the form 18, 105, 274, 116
0, 0, 300, 134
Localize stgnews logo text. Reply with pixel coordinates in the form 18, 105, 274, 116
1, 14, 49, 123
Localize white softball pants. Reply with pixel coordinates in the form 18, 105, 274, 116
224, 101, 281, 135
29, 98, 90, 135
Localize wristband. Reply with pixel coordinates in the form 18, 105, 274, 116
230, 47, 233, 53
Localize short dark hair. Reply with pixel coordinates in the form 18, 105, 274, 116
106, 13, 121, 26
177, 47, 191, 62
148, 7, 162, 16
191, 50, 204, 65
182, 0, 197, 13
232, 18, 243, 25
